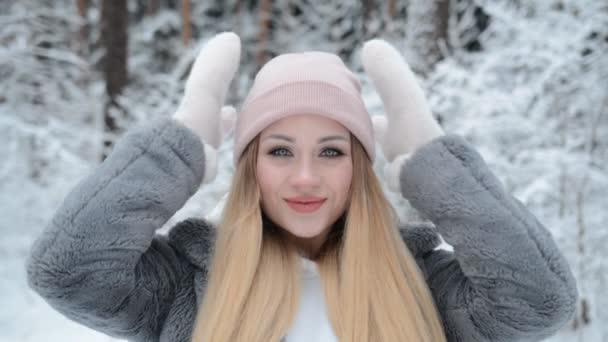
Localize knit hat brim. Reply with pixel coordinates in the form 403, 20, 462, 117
234, 81, 375, 164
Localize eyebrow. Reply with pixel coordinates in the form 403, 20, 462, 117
263, 134, 349, 143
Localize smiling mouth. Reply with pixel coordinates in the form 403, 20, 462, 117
285, 199, 326, 213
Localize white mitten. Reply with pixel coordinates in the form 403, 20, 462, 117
361, 39, 444, 192
173, 32, 240, 184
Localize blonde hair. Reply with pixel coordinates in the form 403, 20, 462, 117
190, 134, 446, 342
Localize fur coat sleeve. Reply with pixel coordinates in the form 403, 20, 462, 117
25, 118, 206, 341
398, 134, 578, 341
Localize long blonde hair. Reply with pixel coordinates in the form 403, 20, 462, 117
190, 134, 446, 341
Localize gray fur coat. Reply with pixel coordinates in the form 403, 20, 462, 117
26, 118, 578, 341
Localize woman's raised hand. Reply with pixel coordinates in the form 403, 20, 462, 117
361, 39, 444, 191
173, 32, 241, 184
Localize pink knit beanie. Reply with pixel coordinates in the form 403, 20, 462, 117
233, 51, 375, 165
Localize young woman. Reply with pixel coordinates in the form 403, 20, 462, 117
26, 32, 577, 342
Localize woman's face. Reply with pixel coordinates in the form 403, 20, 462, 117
256, 114, 353, 253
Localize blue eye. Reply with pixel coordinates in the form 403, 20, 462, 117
269, 147, 291, 157
321, 148, 344, 158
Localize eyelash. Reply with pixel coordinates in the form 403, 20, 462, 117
268, 147, 345, 158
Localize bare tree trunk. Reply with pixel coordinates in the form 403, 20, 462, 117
181, 0, 192, 46
147, 0, 162, 16
558, 113, 568, 217
406, 0, 451, 75
600, 257, 607, 341
75, 0, 89, 55
101, 0, 128, 160
257, 0, 272, 68
74, 0, 94, 125
231, 0, 244, 101
572, 93, 605, 331
362, 0, 373, 37
235, 0, 243, 34
388, 0, 396, 18
572, 172, 591, 331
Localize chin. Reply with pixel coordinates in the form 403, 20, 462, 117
285, 225, 326, 239
287, 229, 322, 239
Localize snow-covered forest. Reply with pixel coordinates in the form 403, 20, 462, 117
1, 0, 606, 341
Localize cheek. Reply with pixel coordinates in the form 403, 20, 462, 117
256, 163, 280, 199
330, 164, 353, 204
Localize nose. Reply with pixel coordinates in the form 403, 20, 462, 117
289, 156, 321, 189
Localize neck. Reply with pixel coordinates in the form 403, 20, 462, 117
262, 212, 346, 261
289, 229, 331, 260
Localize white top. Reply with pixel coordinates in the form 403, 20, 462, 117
284, 256, 338, 342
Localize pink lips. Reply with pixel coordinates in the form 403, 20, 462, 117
285, 197, 327, 213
